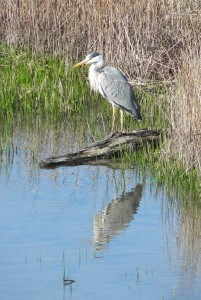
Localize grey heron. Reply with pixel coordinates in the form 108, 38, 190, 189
73, 52, 142, 130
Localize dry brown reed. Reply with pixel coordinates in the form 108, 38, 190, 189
0, 0, 201, 174
167, 49, 201, 173
0, 0, 200, 78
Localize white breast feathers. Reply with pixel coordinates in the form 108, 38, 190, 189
88, 65, 100, 93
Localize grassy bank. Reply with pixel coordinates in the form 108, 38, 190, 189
0, 43, 200, 203
0, 0, 200, 179
0, 44, 166, 129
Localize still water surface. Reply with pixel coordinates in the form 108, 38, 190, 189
0, 119, 201, 300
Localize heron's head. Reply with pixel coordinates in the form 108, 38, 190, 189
73, 52, 103, 67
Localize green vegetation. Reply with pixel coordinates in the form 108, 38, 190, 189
0, 0, 200, 201
0, 43, 168, 130
0, 43, 200, 203
0, 45, 90, 118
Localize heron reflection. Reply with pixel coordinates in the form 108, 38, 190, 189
93, 184, 143, 250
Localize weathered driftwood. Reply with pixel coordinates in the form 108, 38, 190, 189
39, 129, 160, 169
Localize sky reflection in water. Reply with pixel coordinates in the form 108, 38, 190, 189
0, 125, 201, 300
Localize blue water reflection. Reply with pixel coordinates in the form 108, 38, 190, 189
1, 152, 201, 300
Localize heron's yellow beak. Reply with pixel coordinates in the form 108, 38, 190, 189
73, 59, 87, 68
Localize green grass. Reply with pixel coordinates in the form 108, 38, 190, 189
0, 44, 201, 204
0, 44, 93, 118
0, 44, 168, 131
126, 143, 201, 205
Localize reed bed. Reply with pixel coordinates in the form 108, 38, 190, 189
0, 0, 201, 177
167, 50, 201, 174
0, 0, 200, 79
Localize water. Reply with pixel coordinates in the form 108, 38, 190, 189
1, 119, 201, 300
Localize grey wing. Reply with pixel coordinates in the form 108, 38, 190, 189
98, 66, 142, 119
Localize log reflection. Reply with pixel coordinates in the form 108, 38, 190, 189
93, 184, 143, 250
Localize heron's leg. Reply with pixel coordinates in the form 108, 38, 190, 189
120, 110, 124, 131
112, 102, 115, 131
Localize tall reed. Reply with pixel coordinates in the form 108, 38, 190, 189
0, 0, 200, 78
167, 49, 201, 174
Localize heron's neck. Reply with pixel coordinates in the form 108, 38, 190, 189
90, 57, 105, 73
88, 58, 105, 93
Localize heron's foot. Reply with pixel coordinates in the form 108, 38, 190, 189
108, 130, 118, 138
109, 128, 126, 138
109, 129, 126, 137
120, 125, 126, 133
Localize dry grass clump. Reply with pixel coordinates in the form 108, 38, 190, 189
0, 0, 200, 79
167, 49, 201, 174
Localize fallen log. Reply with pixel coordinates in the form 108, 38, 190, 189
39, 129, 160, 169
